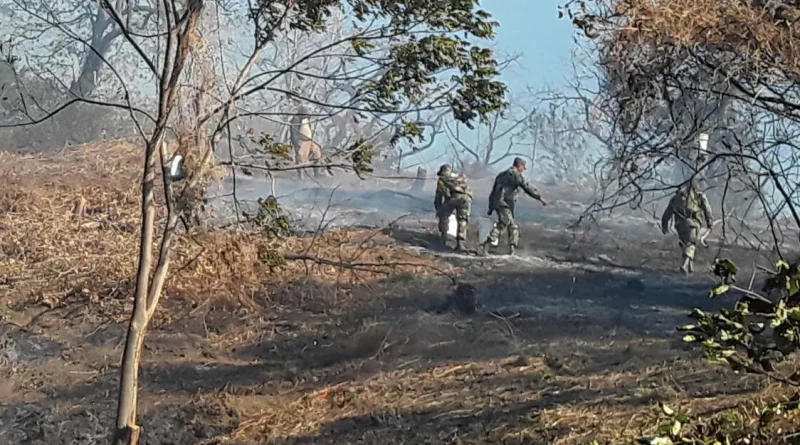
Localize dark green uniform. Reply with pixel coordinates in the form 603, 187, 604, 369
435, 170, 472, 248
661, 185, 713, 273
483, 167, 542, 250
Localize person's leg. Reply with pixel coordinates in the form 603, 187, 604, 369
506, 210, 519, 255
454, 196, 471, 251
482, 208, 509, 252
311, 143, 323, 178
296, 142, 309, 180
677, 222, 697, 274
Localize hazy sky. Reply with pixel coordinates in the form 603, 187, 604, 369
407, 0, 577, 168
485, 0, 575, 92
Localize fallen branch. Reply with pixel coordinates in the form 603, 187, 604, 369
283, 252, 458, 284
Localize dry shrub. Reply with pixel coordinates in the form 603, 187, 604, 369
614, 0, 800, 77
0, 139, 452, 319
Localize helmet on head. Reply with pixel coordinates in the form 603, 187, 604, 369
437, 164, 452, 176
513, 157, 526, 168
295, 106, 311, 121
291, 107, 310, 125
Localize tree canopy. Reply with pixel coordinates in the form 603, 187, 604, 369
562, 0, 800, 245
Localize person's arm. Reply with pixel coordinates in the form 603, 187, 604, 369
700, 193, 713, 227
434, 180, 446, 212
487, 179, 500, 215
516, 175, 546, 205
661, 200, 674, 234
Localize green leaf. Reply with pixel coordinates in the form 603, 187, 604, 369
708, 284, 729, 298
670, 419, 682, 436
682, 334, 697, 343
790, 278, 800, 296
712, 258, 738, 282
660, 402, 675, 416
788, 307, 800, 322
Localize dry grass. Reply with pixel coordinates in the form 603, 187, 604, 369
0, 139, 455, 321
613, 0, 800, 77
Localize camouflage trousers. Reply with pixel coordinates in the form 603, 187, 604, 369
675, 219, 700, 260
437, 194, 472, 241
484, 207, 519, 248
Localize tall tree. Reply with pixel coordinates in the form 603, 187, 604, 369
562, 0, 800, 247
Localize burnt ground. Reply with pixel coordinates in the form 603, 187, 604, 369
1, 175, 795, 444
0, 227, 783, 444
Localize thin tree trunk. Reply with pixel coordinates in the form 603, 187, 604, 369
112, 138, 158, 445
71, 7, 121, 98
112, 2, 204, 441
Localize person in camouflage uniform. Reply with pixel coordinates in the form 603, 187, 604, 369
661, 182, 713, 274
434, 164, 473, 251
480, 157, 548, 255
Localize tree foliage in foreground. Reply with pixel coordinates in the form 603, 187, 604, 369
600, 259, 800, 444
556, 1, 800, 442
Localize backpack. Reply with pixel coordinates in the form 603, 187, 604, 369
442, 172, 469, 195
678, 187, 701, 217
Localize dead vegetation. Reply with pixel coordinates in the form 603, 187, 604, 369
1, 139, 800, 444
612, 0, 800, 70
0, 140, 452, 324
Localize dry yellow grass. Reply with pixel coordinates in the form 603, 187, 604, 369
0, 139, 456, 320
612, 0, 800, 77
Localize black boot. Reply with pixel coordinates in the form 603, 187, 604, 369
440, 232, 449, 249
455, 239, 465, 252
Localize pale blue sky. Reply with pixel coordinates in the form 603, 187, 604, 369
408, 0, 577, 168
484, 0, 575, 92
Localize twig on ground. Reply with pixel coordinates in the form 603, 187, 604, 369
283, 252, 458, 283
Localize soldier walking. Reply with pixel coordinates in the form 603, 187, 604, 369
661, 181, 713, 274
480, 157, 547, 255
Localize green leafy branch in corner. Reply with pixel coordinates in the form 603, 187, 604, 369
623, 258, 800, 443
680, 258, 800, 377
617, 396, 800, 445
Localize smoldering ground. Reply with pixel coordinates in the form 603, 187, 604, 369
207, 170, 786, 338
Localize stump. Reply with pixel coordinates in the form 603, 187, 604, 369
410, 166, 427, 194
434, 283, 479, 315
